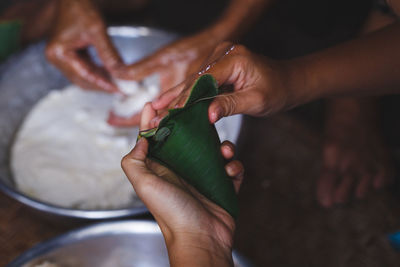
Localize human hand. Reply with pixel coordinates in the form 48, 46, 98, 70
107, 31, 223, 127
317, 98, 394, 207
46, 0, 123, 93
114, 30, 223, 93
121, 103, 244, 267
151, 42, 303, 127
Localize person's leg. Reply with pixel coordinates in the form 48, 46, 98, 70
317, 10, 396, 207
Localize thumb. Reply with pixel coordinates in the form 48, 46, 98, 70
93, 31, 124, 71
121, 138, 150, 185
208, 91, 253, 123
129, 138, 149, 162
113, 54, 163, 81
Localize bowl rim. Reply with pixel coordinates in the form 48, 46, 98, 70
7, 220, 253, 267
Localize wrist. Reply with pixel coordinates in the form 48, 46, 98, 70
280, 56, 321, 110
165, 231, 233, 267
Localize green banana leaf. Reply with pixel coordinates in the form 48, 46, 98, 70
0, 20, 22, 61
140, 74, 238, 218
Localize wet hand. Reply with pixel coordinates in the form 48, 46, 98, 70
107, 31, 223, 127
114, 30, 222, 93
46, 0, 123, 93
152, 42, 296, 126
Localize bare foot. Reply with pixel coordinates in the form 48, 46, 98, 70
317, 98, 393, 208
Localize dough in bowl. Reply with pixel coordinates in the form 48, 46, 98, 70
11, 81, 156, 209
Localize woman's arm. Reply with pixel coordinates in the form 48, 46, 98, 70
153, 6, 400, 123
288, 20, 400, 103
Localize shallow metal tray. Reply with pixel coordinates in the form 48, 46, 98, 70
8, 220, 252, 267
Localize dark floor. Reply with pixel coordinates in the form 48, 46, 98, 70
235, 114, 400, 267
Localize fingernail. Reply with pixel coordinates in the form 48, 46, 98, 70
210, 107, 222, 123
210, 112, 217, 123
226, 165, 234, 176
215, 107, 223, 121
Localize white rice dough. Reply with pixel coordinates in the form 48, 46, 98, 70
11, 80, 156, 209
11, 74, 236, 210
112, 74, 159, 118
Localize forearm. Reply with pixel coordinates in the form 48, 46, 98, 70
287, 21, 400, 105
209, 0, 273, 42
166, 233, 233, 267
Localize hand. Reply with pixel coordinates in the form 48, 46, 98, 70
108, 30, 223, 127
114, 30, 226, 93
121, 103, 244, 267
151, 42, 301, 127
46, 0, 123, 93
317, 98, 394, 207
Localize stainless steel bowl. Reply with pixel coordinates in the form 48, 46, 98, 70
0, 26, 242, 219
7, 220, 252, 267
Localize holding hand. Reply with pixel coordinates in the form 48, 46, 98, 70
121, 103, 243, 267
114, 30, 222, 93
107, 31, 223, 126
151, 42, 303, 126
46, 0, 124, 93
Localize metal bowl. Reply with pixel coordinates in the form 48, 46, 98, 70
0, 26, 242, 219
7, 220, 252, 267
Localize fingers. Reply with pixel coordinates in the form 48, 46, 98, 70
372, 155, 394, 189
208, 91, 260, 123
121, 138, 150, 186
113, 53, 163, 81
317, 171, 336, 208
107, 111, 141, 127
333, 174, 354, 204
150, 81, 189, 128
92, 27, 124, 71
46, 45, 119, 93
355, 170, 371, 198
220, 140, 244, 193
225, 160, 244, 194
221, 140, 235, 160
152, 77, 192, 110
318, 140, 393, 208
373, 168, 389, 189
140, 102, 158, 130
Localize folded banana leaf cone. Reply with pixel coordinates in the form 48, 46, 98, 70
139, 74, 238, 218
